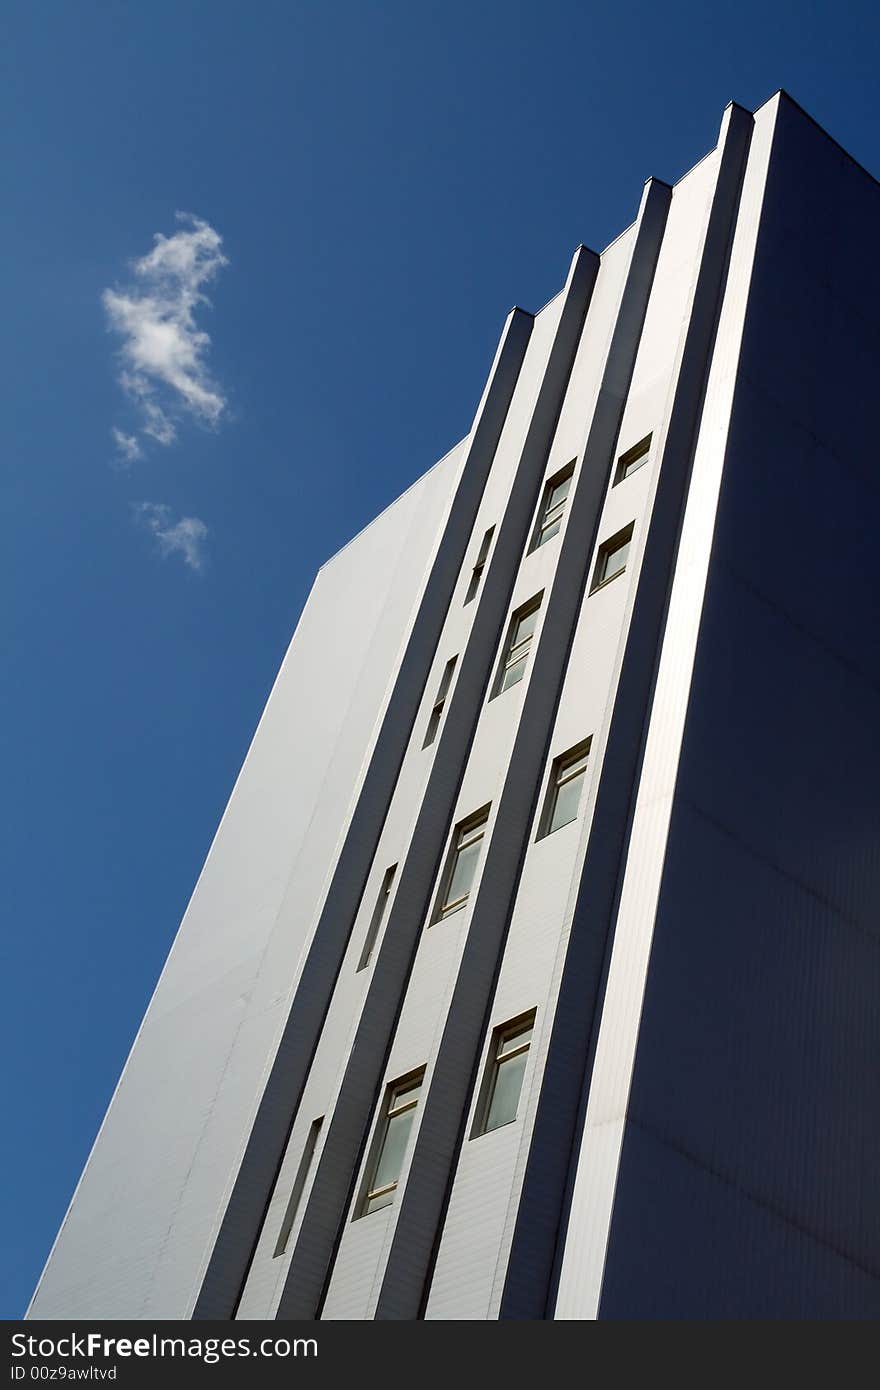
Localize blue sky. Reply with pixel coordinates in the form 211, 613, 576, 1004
2, 0, 878, 1318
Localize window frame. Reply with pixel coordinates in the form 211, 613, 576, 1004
356, 1069, 425, 1218
471, 1010, 537, 1139
430, 805, 490, 924
356, 863, 397, 972
464, 525, 495, 605
538, 737, 592, 839
529, 461, 575, 552
491, 593, 543, 698
422, 655, 458, 749
613, 433, 652, 485
273, 1116, 323, 1257
590, 522, 634, 593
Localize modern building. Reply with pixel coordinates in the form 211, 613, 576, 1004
30, 91, 880, 1320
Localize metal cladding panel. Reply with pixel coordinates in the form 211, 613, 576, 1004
27, 449, 459, 1320
517, 102, 757, 1322
236, 307, 549, 1318
193, 308, 534, 1320
598, 96, 880, 1318
422, 201, 664, 1321
300, 255, 598, 1321
235, 297, 562, 1320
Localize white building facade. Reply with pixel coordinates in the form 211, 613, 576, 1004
30, 93, 880, 1320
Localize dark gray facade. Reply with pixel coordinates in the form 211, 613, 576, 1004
597, 101, 880, 1320
29, 93, 880, 1321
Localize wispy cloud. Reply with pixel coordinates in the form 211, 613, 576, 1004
104, 213, 228, 456
134, 502, 209, 572
111, 427, 143, 465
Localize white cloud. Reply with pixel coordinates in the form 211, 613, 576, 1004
111, 427, 143, 464
135, 502, 209, 572
104, 213, 228, 450
142, 400, 177, 445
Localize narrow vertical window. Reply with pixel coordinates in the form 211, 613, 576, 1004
273, 1117, 323, 1257
473, 1012, 536, 1137
358, 1071, 424, 1216
422, 656, 458, 749
493, 594, 542, 696
464, 526, 495, 605
357, 864, 397, 971
590, 523, 634, 592
613, 433, 652, 484
539, 738, 591, 837
530, 462, 575, 550
432, 806, 490, 922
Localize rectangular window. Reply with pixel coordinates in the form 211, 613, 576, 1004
359, 1071, 424, 1216
530, 462, 574, 550
473, 1012, 536, 1137
356, 864, 397, 971
590, 523, 634, 592
493, 594, 542, 696
464, 526, 495, 605
273, 1117, 323, 1257
539, 738, 591, 837
613, 433, 651, 484
422, 656, 458, 749
432, 806, 489, 922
